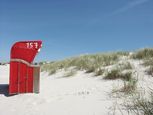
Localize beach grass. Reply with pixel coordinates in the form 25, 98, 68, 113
104, 69, 132, 81
126, 89, 153, 115
131, 48, 153, 59
41, 51, 129, 75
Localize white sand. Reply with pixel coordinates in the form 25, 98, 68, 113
0, 60, 152, 115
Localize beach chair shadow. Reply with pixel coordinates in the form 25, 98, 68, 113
0, 84, 16, 97
0, 84, 9, 96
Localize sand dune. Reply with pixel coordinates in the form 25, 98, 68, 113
0, 58, 152, 115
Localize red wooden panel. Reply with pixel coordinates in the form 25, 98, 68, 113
27, 67, 33, 93
18, 63, 27, 93
9, 62, 19, 94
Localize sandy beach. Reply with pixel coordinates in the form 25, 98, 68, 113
0, 57, 153, 115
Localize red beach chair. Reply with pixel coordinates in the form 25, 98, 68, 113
9, 41, 42, 94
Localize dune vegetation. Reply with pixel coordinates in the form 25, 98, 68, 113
40, 48, 153, 115
125, 89, 153, 115
41, 51, 129, 75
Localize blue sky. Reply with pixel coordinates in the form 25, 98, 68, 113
0, 0, 153, 62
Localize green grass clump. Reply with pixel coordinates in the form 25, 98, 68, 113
104, 69, 132, 81
141, 58, 153, 77
63, 70, 76, 77
122, 72, 133, 81
120, 78, 137, 94
143, 58, 153, 67
115, 51, 129, 56
104, 69, 121, 80
41, 62, 59, 75
126, 90, 153, 115
95, 69, 104, 76
48, 68, 56, 75
142, 58, 153, 76
118, 62, 133, 70
132, 48, 153, 59
112, 78, 137, 96
147, 67, 153, 76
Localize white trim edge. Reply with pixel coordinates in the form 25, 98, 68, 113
10, 58, 40, 67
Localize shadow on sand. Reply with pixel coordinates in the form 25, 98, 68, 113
0, 84, 16, 97
0, 84, 9, 97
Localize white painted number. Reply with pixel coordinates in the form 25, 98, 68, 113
26, 42, 38, 49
